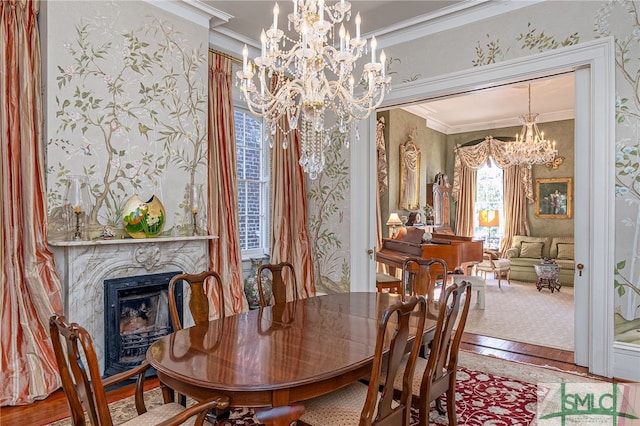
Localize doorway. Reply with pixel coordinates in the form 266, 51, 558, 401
353, 38, 615, 377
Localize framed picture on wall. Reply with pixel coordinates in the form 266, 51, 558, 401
535, 177, 572, 219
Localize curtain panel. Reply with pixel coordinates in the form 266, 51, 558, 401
452, 136, 533, 253
207, 52, 248, 315
376, 117, 389, 272
269, 77, 316, 299
1, 0, 64, 405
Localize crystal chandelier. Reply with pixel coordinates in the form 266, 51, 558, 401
236, 0, 391, 179
505, 84, 558, 168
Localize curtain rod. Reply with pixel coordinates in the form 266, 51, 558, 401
209, 48, 242, 64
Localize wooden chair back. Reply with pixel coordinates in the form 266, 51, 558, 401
168, 270, 225, 331
418, 280, 472, 426
402, 257, 448, 303
50, 313, 231, 426
49, 314, 122, 426
257, 262, 298, 306
363, 295, 427, 425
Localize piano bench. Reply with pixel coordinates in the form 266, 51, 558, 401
376, 273, 403, 295
453, 275, 486, 309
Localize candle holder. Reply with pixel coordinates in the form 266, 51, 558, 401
63, 175, 91, 241
73, 209, 82, 240
189, 183, 204, 236
192, 207, 198, 236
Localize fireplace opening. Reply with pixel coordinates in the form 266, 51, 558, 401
104, 271, 182, 377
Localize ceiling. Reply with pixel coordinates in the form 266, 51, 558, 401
202, 0, 574, 134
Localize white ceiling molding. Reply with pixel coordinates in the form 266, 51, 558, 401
145, 0, 232, 28
376, 0, 544, 49
209, 28, 260, 59
402, 104, 574, 135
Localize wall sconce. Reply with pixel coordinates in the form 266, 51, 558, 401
386, 213, 403, 238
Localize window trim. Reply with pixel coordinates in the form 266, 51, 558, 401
234, 105, 270, 259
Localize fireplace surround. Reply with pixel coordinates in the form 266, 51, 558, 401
50, 235, 215, 373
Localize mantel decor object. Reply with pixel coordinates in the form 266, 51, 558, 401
63, 175, 92, 241
189, 183, 205, 236
122, 194, 166, 238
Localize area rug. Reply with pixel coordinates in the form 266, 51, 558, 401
49, 352, 601, 426
462, 278, 574, 351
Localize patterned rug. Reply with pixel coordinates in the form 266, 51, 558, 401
49, 352, 600, 426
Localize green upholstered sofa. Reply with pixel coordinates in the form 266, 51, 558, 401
504, 235, 575, 286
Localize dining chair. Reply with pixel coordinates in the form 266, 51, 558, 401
168, 270, 226, 330
393, 280, 472, 426
402, 257, 449, 352
402, 257, 449, 302
256, 261, 298, 307
298, 295, 427, 426
49, 313, 230, 426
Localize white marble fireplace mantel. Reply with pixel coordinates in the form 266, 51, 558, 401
49, 235, 217, 372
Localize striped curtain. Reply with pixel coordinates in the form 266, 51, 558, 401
207, 52, 248, 315
501, 165, 532, 253
1, 0, 64, 405
269, 77, 316, 298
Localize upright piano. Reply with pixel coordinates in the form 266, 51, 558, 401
376, 232, 484, 274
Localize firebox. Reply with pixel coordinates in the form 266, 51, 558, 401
104, 271, 183, 377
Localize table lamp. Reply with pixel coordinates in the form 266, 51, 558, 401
386, 213, 403, 238
478, 209, 499, 249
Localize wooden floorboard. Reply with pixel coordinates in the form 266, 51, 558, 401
0, 332, 599, 425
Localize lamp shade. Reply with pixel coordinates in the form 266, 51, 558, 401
386, 213, 403, 226
478, 210, 499, 227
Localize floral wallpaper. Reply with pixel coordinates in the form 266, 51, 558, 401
307, 130, 351, 294
595, 1, 640, 341
384, 0, 640, 344
45, 1, 208, 239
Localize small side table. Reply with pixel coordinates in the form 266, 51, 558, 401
534, 263, 561, 293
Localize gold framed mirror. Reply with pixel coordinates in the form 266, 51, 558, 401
399, 131, 421, 210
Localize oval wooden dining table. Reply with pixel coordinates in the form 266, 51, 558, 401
147, 291, 435, 425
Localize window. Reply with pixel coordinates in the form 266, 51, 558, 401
475, 158, 504, 250
235, 108, 269, 257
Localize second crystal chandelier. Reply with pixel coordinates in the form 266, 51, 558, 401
236, 0, 391, 179
505, 84, 558, 168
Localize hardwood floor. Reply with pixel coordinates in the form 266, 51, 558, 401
0, 332, 598, 426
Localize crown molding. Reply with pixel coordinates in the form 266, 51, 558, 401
375, 0, 545, 49
401, 104, 574, 135
145, 0, 232, 28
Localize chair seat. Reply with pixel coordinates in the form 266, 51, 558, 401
476, 257, 511, 288
300, 382, 396, 425
121, 402, 214, 426
375, 272, 402, 294
492, 259, 511, 270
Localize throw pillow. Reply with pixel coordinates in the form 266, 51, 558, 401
557, 243, 574, 260
520, 241, 544, 258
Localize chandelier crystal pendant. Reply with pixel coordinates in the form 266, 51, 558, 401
236, 0, 391, 179
505, 84, 558, 168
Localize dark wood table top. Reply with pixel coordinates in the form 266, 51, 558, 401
147, 292, 435, 425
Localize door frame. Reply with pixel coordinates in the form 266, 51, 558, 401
353, 37, 615, 377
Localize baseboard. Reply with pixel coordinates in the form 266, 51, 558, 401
613, 341, 640, 381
